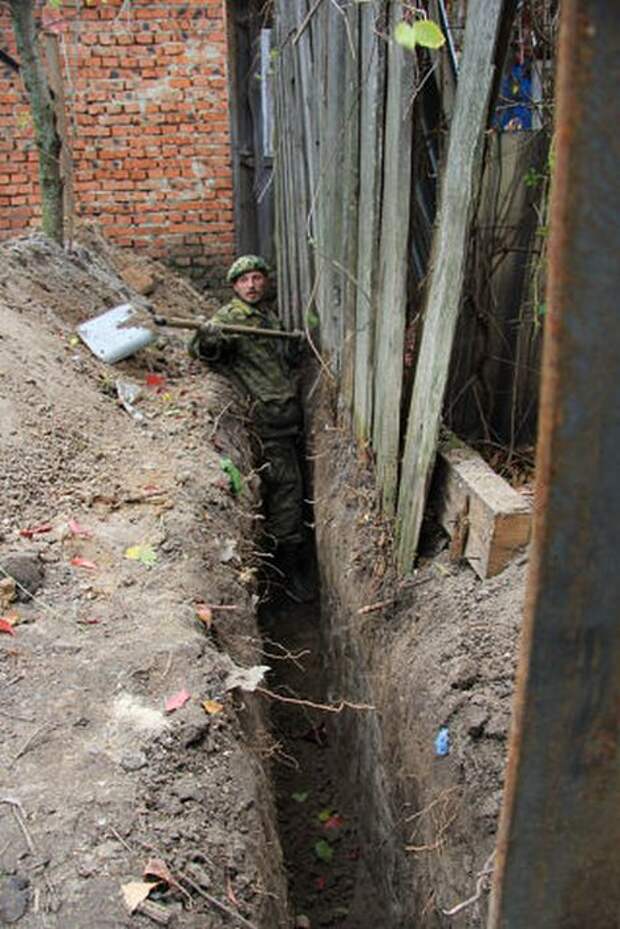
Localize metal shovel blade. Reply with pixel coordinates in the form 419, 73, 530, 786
77, 303, 155, 364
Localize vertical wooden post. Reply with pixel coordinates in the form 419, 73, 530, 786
353, 2, 387, 443
488, 4, 620, 927
396, 0, 505, 566
372, 2, 416, 515
338, 3, 360, 417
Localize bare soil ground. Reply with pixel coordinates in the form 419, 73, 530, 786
0, 231, 288, 929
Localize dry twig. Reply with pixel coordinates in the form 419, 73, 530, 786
256, 687, 374, 715
0, 797, 58, 908
209, 400, 234, 440
10, 724, 51, 767
178, 870, 259, 929
292, 0, 325, 47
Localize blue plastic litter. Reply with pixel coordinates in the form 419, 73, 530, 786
435, 727, 450, 757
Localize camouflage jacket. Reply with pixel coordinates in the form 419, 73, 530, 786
189, 297, 302, 432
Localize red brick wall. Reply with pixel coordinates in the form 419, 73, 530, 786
0, 0, 235, 284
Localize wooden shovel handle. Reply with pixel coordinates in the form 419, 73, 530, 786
154, 315, 303, 340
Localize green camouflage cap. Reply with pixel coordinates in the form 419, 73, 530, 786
227, 254, 270, 283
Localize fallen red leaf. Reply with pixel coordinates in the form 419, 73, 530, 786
20, 523, 53, 539
315, 876, 326, 892
324, 814, 345, 830
164, 688, 191, 713
0, 619, 16, 636
77, 617, 101, 626
68, 519, 93, 539
146, 373, 166, 389
71, 557, 97, 570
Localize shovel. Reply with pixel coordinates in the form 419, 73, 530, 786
154, 315, 303, 340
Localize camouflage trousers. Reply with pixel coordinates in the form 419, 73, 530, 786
253, 397, 305, 546
260, 435, 304, 545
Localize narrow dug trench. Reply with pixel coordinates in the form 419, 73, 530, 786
260, 590, 388, 929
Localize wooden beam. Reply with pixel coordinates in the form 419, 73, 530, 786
433, 437, 532, 578
396, 0, 506, 569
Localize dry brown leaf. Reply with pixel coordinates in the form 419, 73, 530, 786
121, 881, 158, 913
195, 604, 213, 629
143, 858, 173, 886
202, 699, 224, 715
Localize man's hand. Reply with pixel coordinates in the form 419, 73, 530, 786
198, 320, 222, 342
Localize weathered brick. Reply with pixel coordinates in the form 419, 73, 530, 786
0, 2, 235, 276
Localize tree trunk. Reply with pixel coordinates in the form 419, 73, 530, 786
9, 0, 64, 245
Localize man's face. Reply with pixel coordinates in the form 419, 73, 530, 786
233, 271, 269, 305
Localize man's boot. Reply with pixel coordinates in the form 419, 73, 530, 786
278, 543, 316, 604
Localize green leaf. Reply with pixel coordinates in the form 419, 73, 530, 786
305, 309, 320, 330
394, 21, 417, 50
314, 839, 334, 863
395, 19, 445, 51
125, 544, 158, 567
317, 809, 333, 823
411, 20, 445, 49
219, 458, 243, 495
291, 791, 309, 803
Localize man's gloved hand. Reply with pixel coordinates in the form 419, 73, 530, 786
198, 319, 222, 344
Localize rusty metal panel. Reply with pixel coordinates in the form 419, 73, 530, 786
488, 3, 620, 928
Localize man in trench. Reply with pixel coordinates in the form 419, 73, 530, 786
189, 255, 314, 603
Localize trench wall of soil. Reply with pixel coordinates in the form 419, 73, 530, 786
309, 410, 526, 928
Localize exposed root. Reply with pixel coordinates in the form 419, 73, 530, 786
441, 850, 495, 916
256, 686, 375, 714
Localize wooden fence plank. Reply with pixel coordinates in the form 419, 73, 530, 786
353, 2, 387, 442
372, 4, 416, 515
396, 0, 506, 569
317, 4, 347, 362
338, 4, 360, 415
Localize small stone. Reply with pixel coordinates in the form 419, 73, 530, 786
120, 264, 156, 295
0, 553, 44, 601
0, 875, 30, 923
295, 916, 312, 929
173, 777, 202, 803
450, 656, 479, 690
120, 749, 147, 772
464, 705, 489, 738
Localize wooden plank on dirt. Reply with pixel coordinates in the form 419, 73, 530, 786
352, 2, 386, 442
396, 0, 506, 570
433, 438, 532, 578
372, 3, 416, 515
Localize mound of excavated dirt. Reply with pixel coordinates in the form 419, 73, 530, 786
0, 234, 289, 928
